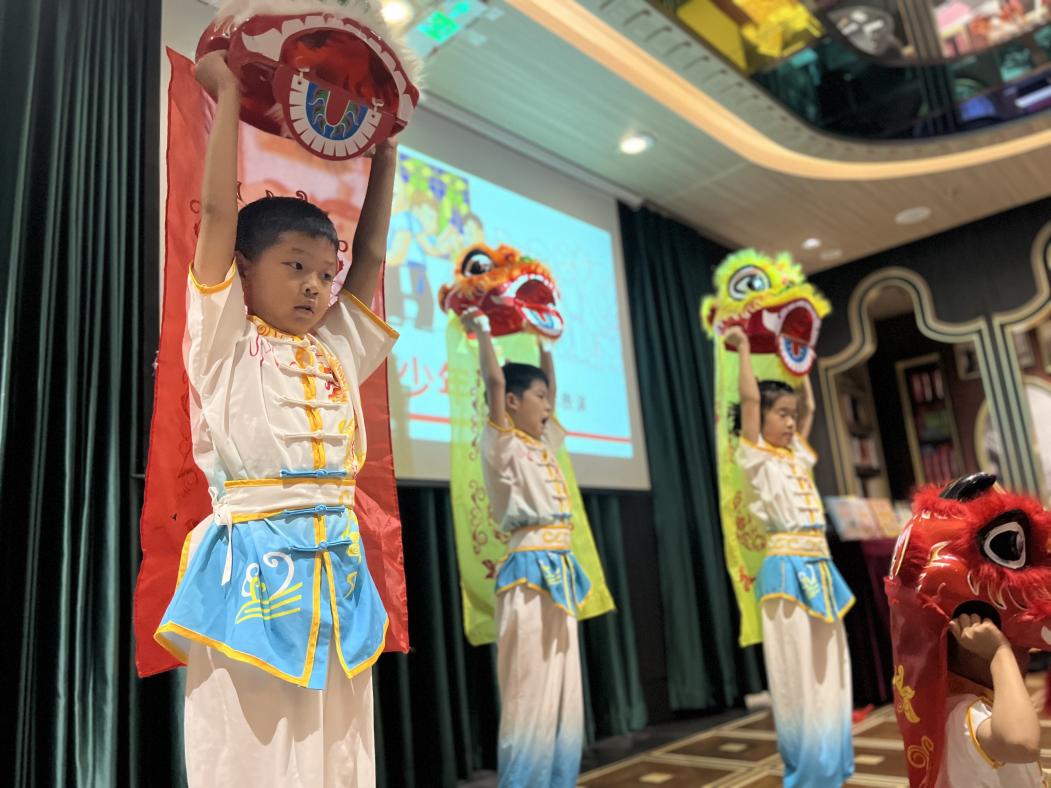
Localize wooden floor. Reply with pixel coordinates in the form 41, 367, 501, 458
577, 673, 1051, 787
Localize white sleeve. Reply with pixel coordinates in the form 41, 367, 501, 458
480, 416, 516, 473
945, 696, 1003, 777
184, 262, 248, 389
736, 438, 770, 485
793, 435, 818, 470
736, 438, 773, 525
315, 290, 399, 382
480, 418, 517, 527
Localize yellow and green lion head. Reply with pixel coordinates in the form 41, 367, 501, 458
701, 249, 830, 376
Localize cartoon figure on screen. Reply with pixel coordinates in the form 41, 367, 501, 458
441, 242, 614, 787
887, 473, 1049, 787
146, 44, 406, 786
386, 153, 469, 329
461, 212, 485, 248
725, 317, 855, 788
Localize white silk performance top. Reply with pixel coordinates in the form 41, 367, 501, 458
153, 263, 399, 689
480, 415, 572, 532
938, 674, 1045, 788
185, 263, 397, 495
736, 434, 825, 532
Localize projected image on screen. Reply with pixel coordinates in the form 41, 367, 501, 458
384, 146, 632, 462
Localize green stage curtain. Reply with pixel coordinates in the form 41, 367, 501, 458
0, 0, 176, 786
580, 494, 648, 739
619, 203, 765, 710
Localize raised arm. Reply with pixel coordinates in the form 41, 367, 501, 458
538, 337, 556, 405
462, 309, 506, 426
725, 327, 760, 443
798, 373, 815, 441
192, 52, 242, 287
343, 139, 399, 305
951, 615, 1040, 763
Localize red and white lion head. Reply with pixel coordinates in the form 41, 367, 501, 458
887, 473, 1051, 785
197, 1, 422, 160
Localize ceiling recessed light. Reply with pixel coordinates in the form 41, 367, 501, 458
895, 206, 932, 225
802, 237, 822, 250
619, 132, 654, 155
819, 248, 843, 262
382, 0, 414, 25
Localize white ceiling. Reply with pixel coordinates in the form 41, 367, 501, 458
417, 0, 1051, 269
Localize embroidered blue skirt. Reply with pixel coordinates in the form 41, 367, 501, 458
156, 503, 387, 689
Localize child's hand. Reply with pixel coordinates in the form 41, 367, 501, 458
194, 51, 240, 98
724, 325, 749, 350
949, 613, 1011, 661
461, 307, 489, 335
460, 309, 476, 333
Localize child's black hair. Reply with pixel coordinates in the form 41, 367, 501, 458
503, 362, 549, 399
235, 196, 339, 262
730, 380, 797, 434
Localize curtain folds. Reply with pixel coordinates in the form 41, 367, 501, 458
0, 0, 172, 785
619, 203, 765, 711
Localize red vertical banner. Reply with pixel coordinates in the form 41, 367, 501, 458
133, 50, 408, 677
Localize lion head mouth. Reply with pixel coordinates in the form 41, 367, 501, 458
718, 298, 822, 376
196, 8, 421, 160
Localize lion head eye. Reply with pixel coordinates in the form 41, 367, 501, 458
980, 512, 1028, 569
462, 252, 493, 277
727, 266, 770, 301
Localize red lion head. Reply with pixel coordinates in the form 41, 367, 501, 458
438, 244, 563, 339
886, 473, 1051, 785
196, 1, 421, 160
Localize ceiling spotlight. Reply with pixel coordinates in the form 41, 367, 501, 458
819, 248, 843, 262
382, 0, 414, 25
895, 206, 932, 225
619, 132, 655, 155
802, 238, 822, 250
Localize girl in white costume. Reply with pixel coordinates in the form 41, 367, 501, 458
726, 326, 855, 788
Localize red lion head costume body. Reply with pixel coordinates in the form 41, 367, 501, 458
196, 0, 422, 160
886, 473, 1051, 786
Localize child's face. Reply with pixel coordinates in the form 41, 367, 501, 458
239, 231, 338, 335
506, 379, 552, 440
761, 394, 798, 448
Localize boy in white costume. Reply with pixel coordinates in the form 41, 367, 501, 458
154, 52, 399, 787
462, 308, 591, 788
